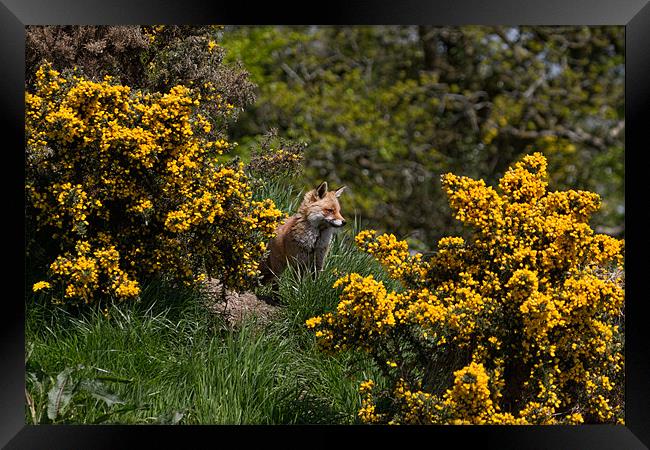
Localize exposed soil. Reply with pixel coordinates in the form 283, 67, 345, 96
202, 277, 281, 326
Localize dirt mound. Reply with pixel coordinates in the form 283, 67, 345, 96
202, 278, 281, 326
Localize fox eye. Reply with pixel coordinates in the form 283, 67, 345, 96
325, 208, 334, 214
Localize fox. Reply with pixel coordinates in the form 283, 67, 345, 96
261, 181, 347, 283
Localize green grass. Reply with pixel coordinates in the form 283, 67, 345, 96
25, 181, 394, 424
251, 177, 303, 214
26, 285, 366, 424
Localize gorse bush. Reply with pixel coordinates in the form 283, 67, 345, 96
26, 63, 284, 306
307, 153, 624, 424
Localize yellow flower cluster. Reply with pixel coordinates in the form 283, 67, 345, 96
443, 362, 496, 424
357, 380, 384, 423
356, 230, 428, 283
48, 240, 139, 303
306, 274, 399, 352
26, 63, 283, 306
390, 379, 438, 424
32, 281, 51, 292
307, 152, 624, 425
389, 363, 502, 425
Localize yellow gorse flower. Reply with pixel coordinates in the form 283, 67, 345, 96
32, 281, 51, 292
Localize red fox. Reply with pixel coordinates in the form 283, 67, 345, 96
261, 181, 346, 282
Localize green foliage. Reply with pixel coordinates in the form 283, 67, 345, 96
25, 345, 138, 424
223, 26, 624, 246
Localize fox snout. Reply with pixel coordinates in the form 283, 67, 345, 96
328, 218, 346, 227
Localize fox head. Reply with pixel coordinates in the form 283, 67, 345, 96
300, 181, 347, 228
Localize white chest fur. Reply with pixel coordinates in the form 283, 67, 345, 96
292, 220, 333, 251
315, 226, 334, 250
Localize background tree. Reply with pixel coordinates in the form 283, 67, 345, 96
222, 26, 624, 248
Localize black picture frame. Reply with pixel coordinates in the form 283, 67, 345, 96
4, 1, 649, 448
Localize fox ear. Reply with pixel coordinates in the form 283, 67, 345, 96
316, 181, 328, 199
334, 186, 347, 198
